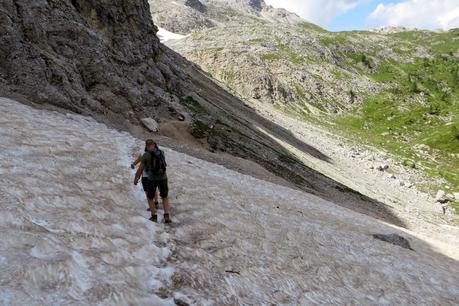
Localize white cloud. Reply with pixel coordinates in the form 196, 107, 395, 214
264, 0, 368, 25
369, 0, 459, 30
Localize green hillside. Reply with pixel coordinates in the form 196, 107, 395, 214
329, 29, 459, 188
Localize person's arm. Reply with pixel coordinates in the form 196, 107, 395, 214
161, 150, 167, 167
134, 162, 145, 185
131, 154, 142, 169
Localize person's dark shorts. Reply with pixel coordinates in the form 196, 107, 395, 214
145, 178, 168, 199
141, 177, 149, 191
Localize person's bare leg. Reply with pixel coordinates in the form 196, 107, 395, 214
145, 192, 151, 211
147, 197, 157, 216
162, 197, 170, 214
154, 191, 159, 204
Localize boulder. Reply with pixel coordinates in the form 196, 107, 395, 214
454, 192, 459, 202
177, 114, 186, 121
435, 190, 445, 200
141, 118, 159, 132
435, 190, 452, 204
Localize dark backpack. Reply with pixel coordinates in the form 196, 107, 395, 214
149, 149, 167, 175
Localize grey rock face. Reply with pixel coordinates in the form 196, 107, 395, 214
248, 0, 263, 10
149, 0, 300, 35
149, 0, 215, 34
185, 0, 207, 13
373, 234, 413, 250
0, 0, 164, 123
216, 0, 265, 11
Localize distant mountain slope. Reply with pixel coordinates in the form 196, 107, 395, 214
160, 4, 459, 189
148, 0, 303, 34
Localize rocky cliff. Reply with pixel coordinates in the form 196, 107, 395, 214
1, 0, 165, 121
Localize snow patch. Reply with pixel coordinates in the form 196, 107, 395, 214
157, 27, 186, 42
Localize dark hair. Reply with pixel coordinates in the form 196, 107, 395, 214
144, 146, 147, 152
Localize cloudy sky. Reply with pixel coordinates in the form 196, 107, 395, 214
264, 0, 459, 31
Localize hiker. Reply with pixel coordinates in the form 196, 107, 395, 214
131, 148, 160, 211
134, 139, 171, 223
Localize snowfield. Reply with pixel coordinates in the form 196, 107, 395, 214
0, 98, 458, 305
0, 99, 175, 305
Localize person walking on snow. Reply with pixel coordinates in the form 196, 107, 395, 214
134, 139, 171, 223
131, 147, 160, 211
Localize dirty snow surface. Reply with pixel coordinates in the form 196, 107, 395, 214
1, 98, 459, 305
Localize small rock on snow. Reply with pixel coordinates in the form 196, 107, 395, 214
373, 234, 413, 250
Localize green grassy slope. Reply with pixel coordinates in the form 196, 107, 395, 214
263, 27, 459, 190
331, 30, 459, 189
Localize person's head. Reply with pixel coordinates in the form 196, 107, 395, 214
145, 139, 156, 151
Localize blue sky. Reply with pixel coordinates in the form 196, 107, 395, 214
264, 0, 459, 31
328, 0, 385, 31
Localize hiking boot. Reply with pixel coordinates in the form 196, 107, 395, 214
149, 215, 157, 223
164, 213, 171, 224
